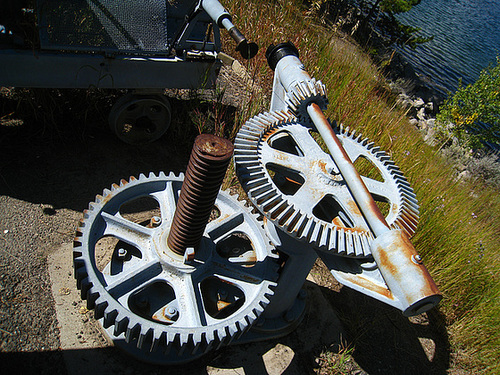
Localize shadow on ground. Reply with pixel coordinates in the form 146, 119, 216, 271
318, 284, 450, 375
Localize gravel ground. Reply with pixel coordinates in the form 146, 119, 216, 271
0, 84, 191, 373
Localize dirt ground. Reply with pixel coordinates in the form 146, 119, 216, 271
0, 66, 470, 374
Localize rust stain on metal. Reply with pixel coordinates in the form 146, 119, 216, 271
195, 134, 234, 160
317, 160, 328, 174
261, 128, 280, 142
343, 273, 394, 300
168, 135, 234, 255
391, 203, 399, 216
374, 230, 440, 299
346, 199, 363, 218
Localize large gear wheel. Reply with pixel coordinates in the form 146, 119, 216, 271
234, 111, 419, 258
73, 172, 278, 363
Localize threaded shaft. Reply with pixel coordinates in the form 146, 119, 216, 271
167, 134, 234, 255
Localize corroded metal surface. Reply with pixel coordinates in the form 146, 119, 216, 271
234, 111, 419, 257
369, 229, 441, 316
307, 103, 390, 237
168, 134, 233, 255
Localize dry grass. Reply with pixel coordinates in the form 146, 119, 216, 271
221, 0, 500, 372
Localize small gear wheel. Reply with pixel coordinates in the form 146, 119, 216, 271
234, 111, 419, 257
285, 79, 328, 125
73, 172, 278, 364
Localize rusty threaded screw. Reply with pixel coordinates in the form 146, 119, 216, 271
167, 134, 234, 255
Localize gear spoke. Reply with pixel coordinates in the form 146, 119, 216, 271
260, 142, 306, 173
206, 213, 245, 242
73, 172, 277, 359
101, 211, 153, 250
105, 261, 163, 299
172, 274, 206, 327
361, 176, 391, 199
286, 179, 326, 207
291, 125, 331, 160
151, 181, 178, 223
210, 259, 266, 285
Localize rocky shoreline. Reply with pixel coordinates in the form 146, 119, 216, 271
383, 50, 444, 148
384, 51, 500, 188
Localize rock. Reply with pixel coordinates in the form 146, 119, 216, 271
413, 98, 425, 108
426, 118, 436, 129
425, 101, 434, 112
409, 118, 419, 127
417, 107, 426, 121
424, 127, 437, 146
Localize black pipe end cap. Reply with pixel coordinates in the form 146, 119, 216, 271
236, 40, 259, 60
265, 42, 299, 71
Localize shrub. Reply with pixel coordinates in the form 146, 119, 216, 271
437, 57, 500, 148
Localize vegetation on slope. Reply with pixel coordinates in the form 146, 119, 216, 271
222, 0, 500, 372
437, 57, 500, 149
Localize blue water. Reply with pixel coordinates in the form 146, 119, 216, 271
396, 0, 500, 96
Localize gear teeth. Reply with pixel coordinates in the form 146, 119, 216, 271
191, 338, 202, 356
94, 299, 108, 320
86, 289, 99, 310
73, 171, 280, 361
73, 238, 82, 250
150, 331, 165, 353
79, 277, 92, 299
328, 227, 337, 251
113, 314, 129, 337
235, 111, 420, 257
73, 261, 86, 286
318, 223, 329, 249
137, 328, 153, 350
103, 309, 118, 329
125, 323, 141, 344
284, 80, 328, 122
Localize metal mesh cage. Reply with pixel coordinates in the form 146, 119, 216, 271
38, 0, 170, 54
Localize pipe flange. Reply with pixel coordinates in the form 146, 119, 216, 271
73, 172, 279, 363
234, 111, 419, 257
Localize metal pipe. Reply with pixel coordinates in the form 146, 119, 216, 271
307, 102, 390, 237
307, 103, 441, 314
201, 0, 258, 59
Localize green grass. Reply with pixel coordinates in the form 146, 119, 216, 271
222, 0, 500, 372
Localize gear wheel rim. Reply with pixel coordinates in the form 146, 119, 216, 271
234, 111, 419, 258
73, 172, 278, 363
